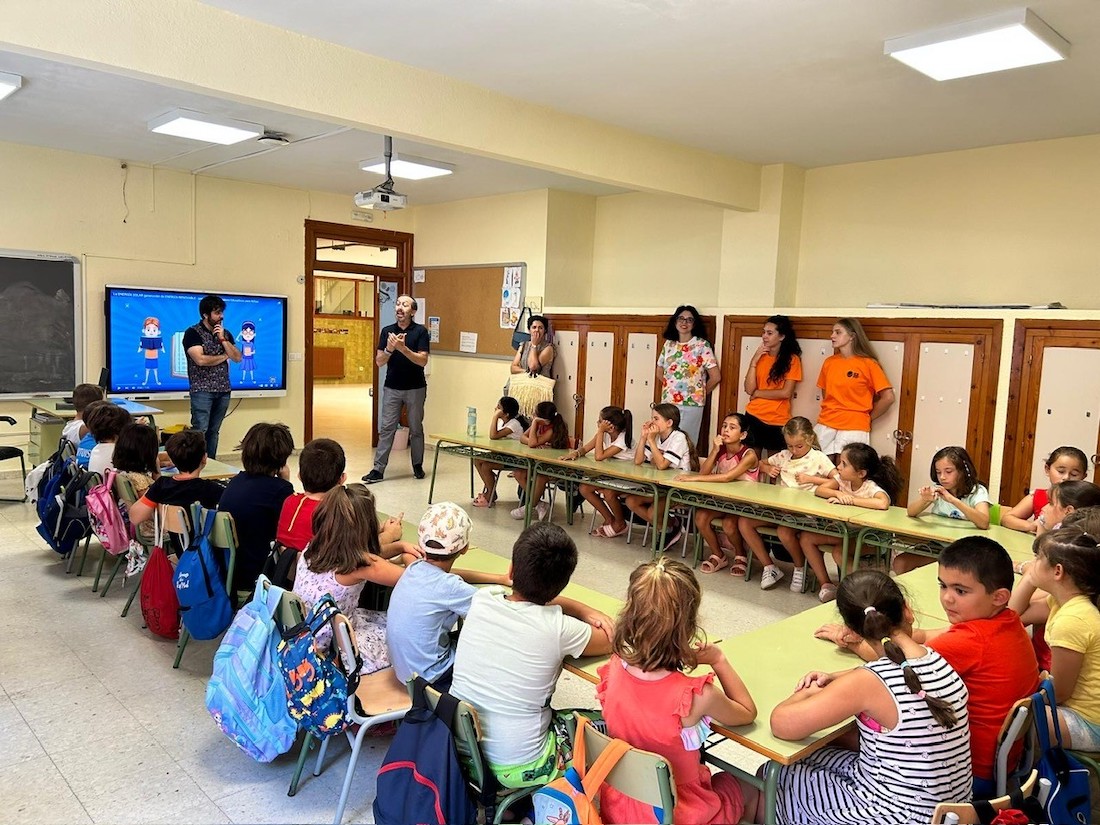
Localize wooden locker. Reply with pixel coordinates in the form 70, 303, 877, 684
553, 330, 581, 438
624, 333, 658, 440
1028, 347, 1100, 492
583, 332, 616, 439
909, 344, 975, 489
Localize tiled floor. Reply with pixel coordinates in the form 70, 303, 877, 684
0, 441, 819, 824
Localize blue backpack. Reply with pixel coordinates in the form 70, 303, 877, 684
1033, 678, 1091, 825
36, 457, 97, 557
205, 576, 298, 762
174, 507, 233, 641
373, 676, 477, 825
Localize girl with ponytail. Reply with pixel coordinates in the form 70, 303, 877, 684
770, 570, 971, 825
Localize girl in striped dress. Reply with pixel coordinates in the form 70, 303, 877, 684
770, 570, 972, 825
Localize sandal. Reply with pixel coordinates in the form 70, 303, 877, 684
730, 556, 749, 577
700, 554, 730, 574
472, 492, 491, 508
592, 523, 629, 539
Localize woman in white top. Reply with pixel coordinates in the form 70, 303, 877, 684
624, 404, 699, 553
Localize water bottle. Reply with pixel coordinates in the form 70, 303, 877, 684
466, 406, 477, 437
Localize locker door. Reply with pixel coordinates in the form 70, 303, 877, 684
1029, 347, 1100, 491
735, 336, 760, 412
909, 344, 975, 489
583, 332, 616, 440
553, 330, 581, 439
624, 333, 658, 439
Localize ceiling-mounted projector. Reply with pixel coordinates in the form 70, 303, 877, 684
354, 187, 407, 211
355, 134, 407, 211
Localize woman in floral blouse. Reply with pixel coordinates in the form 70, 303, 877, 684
655, 305, 721, 444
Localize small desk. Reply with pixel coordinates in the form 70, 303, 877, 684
161, 457, 239, 481
663, 478, 856, 567
429, 433, 539, 523
848, 509, 1035, 574
533, 450, 681, 551
24, 397, 164, 422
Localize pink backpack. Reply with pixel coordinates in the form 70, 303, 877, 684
87, 468, 131, 555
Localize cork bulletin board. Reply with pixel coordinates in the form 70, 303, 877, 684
412, 263, 526, 358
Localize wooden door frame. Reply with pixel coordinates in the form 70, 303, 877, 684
304, 220, 413, 443
1001, 319, 1100, 502
720, 316, 1002, 499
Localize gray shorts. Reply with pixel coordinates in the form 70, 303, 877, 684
1061, 706, 1100, 752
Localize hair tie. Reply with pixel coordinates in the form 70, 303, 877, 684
864, 606, 877, 615
880, 637, 891, 648
916, 690, 926, 699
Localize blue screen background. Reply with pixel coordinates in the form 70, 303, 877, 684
106, 287, 287, 394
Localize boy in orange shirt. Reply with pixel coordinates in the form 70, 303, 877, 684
816, 536, 1038, 796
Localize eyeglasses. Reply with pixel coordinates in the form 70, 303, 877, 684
676, 316, 694, 323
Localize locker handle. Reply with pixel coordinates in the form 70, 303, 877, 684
892, 429, 913, 455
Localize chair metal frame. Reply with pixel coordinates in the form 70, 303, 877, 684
993, 697, 1037, 796
931, 768, 1038, 824
286, 614, 412, 825
0, 415, 28, 502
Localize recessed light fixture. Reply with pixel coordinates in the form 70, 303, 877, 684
148, 108, 264, 145
0, 71, 23, 102
360, 154, 454, 181
885, 8, 1069, 81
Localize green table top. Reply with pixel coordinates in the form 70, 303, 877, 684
665, 477, 860, 523
848, 508, 1035, 563
430, 432, 540, 460
535, 450, 681, 486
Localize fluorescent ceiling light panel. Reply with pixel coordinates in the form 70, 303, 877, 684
885, 8, 1069, 81
0, 71, 23, 101
148, 108, 263, 145
360, 154, 454, 180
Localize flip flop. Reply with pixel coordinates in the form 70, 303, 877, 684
592, 523, 628, 539
472, 493, 491, 508
730, 556, 749, 577
700, 554, 730, 574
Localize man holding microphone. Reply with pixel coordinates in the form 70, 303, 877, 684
184, 294, 242, 458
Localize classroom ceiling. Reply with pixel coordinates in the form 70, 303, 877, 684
0, 51, 626, 204
198, 0, 1100, 168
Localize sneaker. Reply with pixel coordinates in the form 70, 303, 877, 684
760, 565, 785, 590
510, 505, 526, 520
535, 501, 549, 521
661, 518, 682, 553
818, 582, 839, 603
790, 568, 806, 592
361, 469, 384, 484
412, 464, 426, 479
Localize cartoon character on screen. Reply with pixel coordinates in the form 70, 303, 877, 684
239, 321, 257, 383
137, 316, 164, 385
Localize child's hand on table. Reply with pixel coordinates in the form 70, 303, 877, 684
829, 494, 855, 506
796, 671, 834, 691
814, 623, 860, 650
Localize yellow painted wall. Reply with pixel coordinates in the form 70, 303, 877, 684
797, 134, 1100, 308
544, 190, 596, 308
590, 192, 724, 307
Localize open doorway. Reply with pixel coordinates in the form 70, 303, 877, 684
304, 220, 412, 465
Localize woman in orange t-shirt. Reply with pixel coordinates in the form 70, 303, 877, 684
744, 315, 803, 454
814, 318, 895, 459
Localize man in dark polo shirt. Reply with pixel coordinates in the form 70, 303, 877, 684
183, 294, 241, 458
363, 294, 430, 483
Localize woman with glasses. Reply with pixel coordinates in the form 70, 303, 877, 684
656, 306, 721, 444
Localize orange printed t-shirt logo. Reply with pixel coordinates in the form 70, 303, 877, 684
816, 355, 891, 432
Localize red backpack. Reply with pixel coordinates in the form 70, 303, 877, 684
87, 468, 131, 555
140, 512, 180, 639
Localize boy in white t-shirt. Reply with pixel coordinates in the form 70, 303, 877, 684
450, 522, 614, 789
62, 383, 105, 446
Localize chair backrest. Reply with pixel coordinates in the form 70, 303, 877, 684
269, 582, 306, 631
419, 679, 492, 796
576, 713, 676, 823
210, 511, 241, 596
931, 769, 1038, 824
332, 613, 359, 680
994, 697, 1037, 796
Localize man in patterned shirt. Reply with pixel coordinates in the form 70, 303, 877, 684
184, 294, 241, 458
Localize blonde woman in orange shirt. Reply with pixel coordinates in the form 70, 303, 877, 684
813, 318, 895, 461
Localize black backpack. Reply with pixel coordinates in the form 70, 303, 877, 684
260, 542, 298, 591
36, 457, 97, 557
373, 676, 477, 825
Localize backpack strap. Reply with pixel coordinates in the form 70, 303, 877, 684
574, 718, 632, 800
286, 494, 310, 532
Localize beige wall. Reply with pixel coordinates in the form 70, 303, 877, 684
797, 134, 1100, 308
544, 190, 596, 308
590, 192, 725, 308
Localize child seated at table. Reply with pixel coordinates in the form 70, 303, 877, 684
83, 402, 133, 476
294, 484, 415, 674
624, 404, 699, 552
597, 559, 758, 824
799, 443, 902, 602
385, 502, 511, 691
450, 522, 614, 789
770, 570, 972, 825
62, 383, 104, 446
510, 401, 570, 522
127, 430, 224, 534
895, 446, 991, 574
1001, 446, 1088, 534
276, 437, 346, 551
1010, 526, 1100, 752
816, 536, 1038, 796
739, 416, 836, 594
565, 406, 635, 538
473, 396, 529, 508
675, 413, 763, 582
1032, 479, 1100, 537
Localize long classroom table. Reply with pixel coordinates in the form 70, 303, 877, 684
429, 433, 539, 523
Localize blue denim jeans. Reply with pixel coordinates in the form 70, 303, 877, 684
190, 391, 231, 458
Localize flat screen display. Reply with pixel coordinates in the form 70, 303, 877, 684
105, 285, 288, 397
